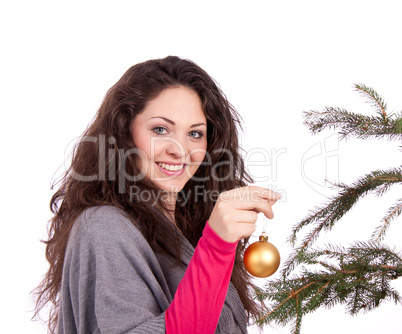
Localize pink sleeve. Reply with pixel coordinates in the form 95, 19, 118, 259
165, 221, 238, 334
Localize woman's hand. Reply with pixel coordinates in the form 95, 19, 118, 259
208, 186, 281, 243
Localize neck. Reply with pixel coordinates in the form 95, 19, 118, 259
161, 191, 177, 224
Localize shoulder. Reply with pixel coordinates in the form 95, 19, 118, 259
81, 205, 132, 226
69, 205, 148, 251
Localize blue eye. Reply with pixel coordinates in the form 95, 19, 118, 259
189, 130, 204, 139
153, 127, 167, 135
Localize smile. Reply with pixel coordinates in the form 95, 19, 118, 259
157, 162, 185, 172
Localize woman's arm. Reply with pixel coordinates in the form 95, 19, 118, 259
165, 221, 238, 334
165, 186, 281, 333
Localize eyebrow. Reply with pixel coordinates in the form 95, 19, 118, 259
151, 116, 207, 128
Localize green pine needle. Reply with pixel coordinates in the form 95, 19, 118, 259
371, 198, 402, 242
354, 83, 388, 121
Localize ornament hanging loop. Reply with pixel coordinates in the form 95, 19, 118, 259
259, 232, 268, 242
262, 214, 268, 234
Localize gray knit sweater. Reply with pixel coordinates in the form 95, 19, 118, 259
56, 206, 248, 333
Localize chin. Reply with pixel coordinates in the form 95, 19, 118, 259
157, 182, 186, 193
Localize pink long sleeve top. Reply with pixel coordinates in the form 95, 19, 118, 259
166, 221, 239, 334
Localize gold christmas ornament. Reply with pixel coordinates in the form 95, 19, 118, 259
243, 232, 280, 278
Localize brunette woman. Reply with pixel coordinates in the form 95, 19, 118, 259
34, 56, 280, 333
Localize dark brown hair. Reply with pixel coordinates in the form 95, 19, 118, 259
33, 56, 259, 331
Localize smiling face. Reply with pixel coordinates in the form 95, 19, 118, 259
131, 86, 207, 197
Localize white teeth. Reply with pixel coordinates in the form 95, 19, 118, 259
158, 163, 184, 171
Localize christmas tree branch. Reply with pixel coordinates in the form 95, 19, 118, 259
372, 198, 402, 241
354, 83, 388, 121
283, 167, 402, 277
288, 167, 402, 246
303, 83, 402, 140
256, 84, 402, 333
303, 108, 402, 140
256, 244, 402, 334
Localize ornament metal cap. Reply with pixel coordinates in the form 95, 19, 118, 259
259, 232, 268, 242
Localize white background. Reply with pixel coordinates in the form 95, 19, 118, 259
1, 1, 401, 333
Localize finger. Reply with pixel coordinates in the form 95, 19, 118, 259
246, 186, 281, 201
228, 193, 275, 219
228, 186, 280, 200
220, 186, 279, 204
227, 187, 280, 207
233, 210, 259, 224
256, 201, 274, 219
218, 186, 280, 205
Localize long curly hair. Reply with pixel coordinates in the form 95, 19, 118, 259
33, 56, 259, 332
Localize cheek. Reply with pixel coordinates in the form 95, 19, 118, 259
191, 151, 207, 163
132, 133, 153, 170
133, 129, 153, 157
189, 142, 207, 163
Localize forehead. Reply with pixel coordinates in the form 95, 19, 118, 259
139, 86, 205, 120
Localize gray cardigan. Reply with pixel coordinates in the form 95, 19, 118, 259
57, 206, 248, 333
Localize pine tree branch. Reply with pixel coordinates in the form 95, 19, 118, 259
284, 167, 402, 277
396, 118, 402, 134
354, 83, 388, 121
372, 198, 402, 241
303, 84, 402, 140
256, 84, 402, 333
256, 244, 402, 334
288, 167, 402, 246
303, 108, 401, 140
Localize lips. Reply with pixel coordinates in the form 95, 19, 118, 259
157, 162, 184, 172
155, 162, 186, 176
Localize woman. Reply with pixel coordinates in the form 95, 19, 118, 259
34, 56, 280, 333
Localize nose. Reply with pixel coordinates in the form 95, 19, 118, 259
165, 136, 188, 159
